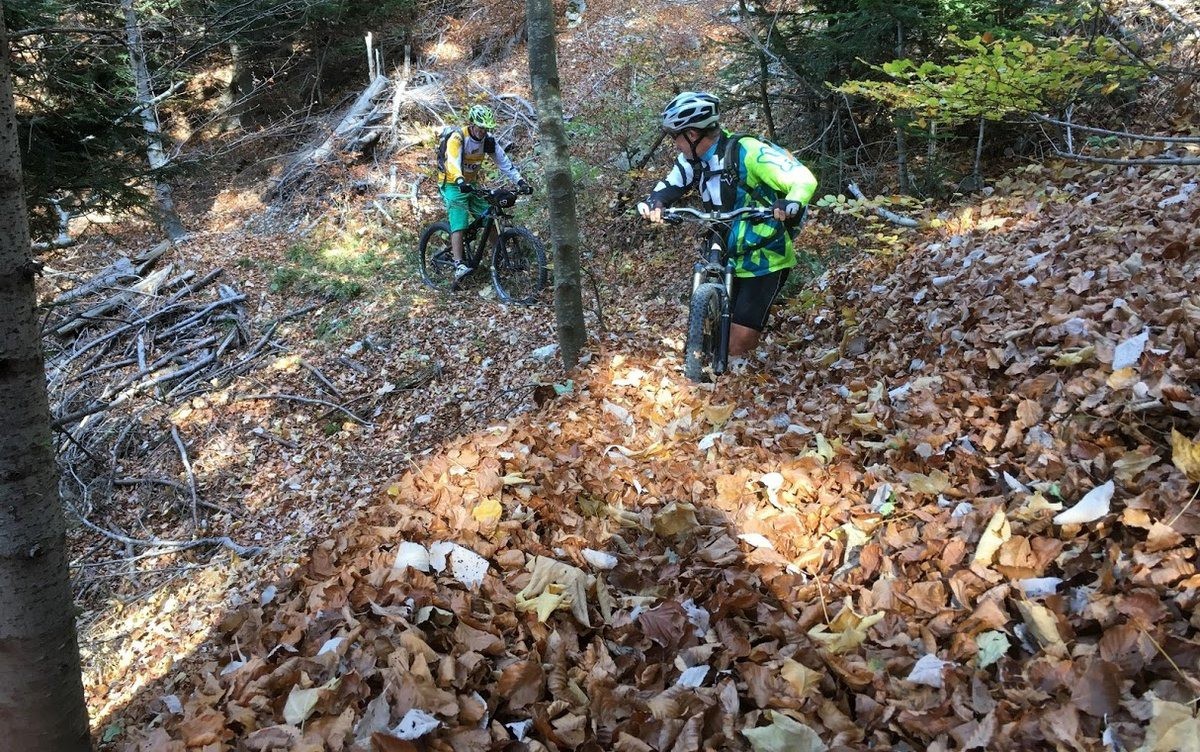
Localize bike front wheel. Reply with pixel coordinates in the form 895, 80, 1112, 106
418, 221, 456, 291
685, 283, 726, 382
491, 228, 547, 304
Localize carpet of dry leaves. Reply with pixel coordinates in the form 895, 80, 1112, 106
54, 1, 1200, 751
104, 151, 1200, 752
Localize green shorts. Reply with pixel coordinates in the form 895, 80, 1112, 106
439, 183, 489, 233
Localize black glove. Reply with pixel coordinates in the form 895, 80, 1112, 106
455, 178, 474, 194
517, 179, 533, 195
772, 198, 802, 220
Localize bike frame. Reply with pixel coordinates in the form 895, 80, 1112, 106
663, 206, 776, 377
461, 193, 513, 267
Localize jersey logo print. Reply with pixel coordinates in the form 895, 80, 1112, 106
750, 144, 799, 174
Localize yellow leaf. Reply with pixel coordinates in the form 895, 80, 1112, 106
1015, 600, 1066, 657
704, 402, 735, 427
515, 587, 565, 623
282, 685, 321, 726
807, 601, 884, 655
386, 484, 401, 497
471, 498, 503, 525
905, 469, 951, 495
1052, 346, 1095, 367
1107, 367, 1137, 389
1170, 429, 1200, 482
974, 509, 1011, 565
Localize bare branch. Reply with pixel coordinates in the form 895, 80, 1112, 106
1033, 114, 1200, 143
847, 183, 920, 227
1051, 150, 1200, 166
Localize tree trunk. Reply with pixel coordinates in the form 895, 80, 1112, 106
0, 19, 92, 752
218, 41, 254, 133
973, 115, 985, 187
122, 0, 187, 241
894, 19, 911, 194
526, 0, 587, 369
741, 0, 776, 141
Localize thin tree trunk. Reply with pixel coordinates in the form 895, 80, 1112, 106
894, 19, 911, 194
122, 0, 186, 241
527, 0, 587, 369
973, 115, 985, 186
0, 19, 92, 752
741, 0, 776, 141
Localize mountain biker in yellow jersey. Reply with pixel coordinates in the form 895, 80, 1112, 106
438, 104, 532, 281
638, 91, 817, 367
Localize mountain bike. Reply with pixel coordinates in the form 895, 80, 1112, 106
418, 188, 547, 304
662, 205, 776, 382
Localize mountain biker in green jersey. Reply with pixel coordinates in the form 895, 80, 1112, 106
637, 91, 817, 365
438, 104, 532, 281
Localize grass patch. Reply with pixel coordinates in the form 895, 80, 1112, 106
269, 230, 413, 301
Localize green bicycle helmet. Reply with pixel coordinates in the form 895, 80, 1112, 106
467, 104, 497, 129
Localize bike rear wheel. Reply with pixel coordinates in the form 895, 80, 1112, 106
418, 221, 456, 291
491, 228, 547, 304
685, 283, 725, 382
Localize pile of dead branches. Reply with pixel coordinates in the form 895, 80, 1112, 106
43, 242, 303, 577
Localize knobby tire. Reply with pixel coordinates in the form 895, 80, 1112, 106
685, 283, 723, 382
491, 228, 547, 305
418, 221, 455, 291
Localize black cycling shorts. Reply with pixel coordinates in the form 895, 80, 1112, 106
730, 268, 790, 331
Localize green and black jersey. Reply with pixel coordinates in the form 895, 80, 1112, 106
647, 130, 818, 277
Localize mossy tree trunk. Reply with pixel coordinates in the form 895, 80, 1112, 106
526, 0, 587, 369
0, 17, 92, 752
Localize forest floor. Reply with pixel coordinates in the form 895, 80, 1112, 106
40, 0, 1200, 750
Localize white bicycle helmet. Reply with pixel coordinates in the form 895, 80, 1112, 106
661, 91, 720, 133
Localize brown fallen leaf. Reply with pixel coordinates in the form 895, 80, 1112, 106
1069, 658, 1120, 718
496, 659, 545, 710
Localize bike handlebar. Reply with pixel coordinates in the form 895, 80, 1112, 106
661, 206, 776, 225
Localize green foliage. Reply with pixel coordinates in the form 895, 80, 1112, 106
268, 219, 411, 301
837, 33, 1142, 126
6, 2, 160, 239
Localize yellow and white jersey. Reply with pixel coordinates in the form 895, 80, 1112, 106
438, 127, 522, 186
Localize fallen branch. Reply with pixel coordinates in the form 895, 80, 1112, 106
111, 477, 238, 516
1033, 114, 1200, 143
847, 183, 920, 227
237, 392, 371, 425
73, 511, 264, 557
170, 424, 199, 528
1051, 150, 1200, 166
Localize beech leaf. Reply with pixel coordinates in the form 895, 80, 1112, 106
282, 686, 321, 726
975, 631, 1010, 669
742, 711, 828, 752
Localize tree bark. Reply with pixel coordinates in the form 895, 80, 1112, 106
217, 41, 254, 133
122, 0, 187, 241
894, 19, 911, 194
526, 0, 587, 369
0, 19, 92, 752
